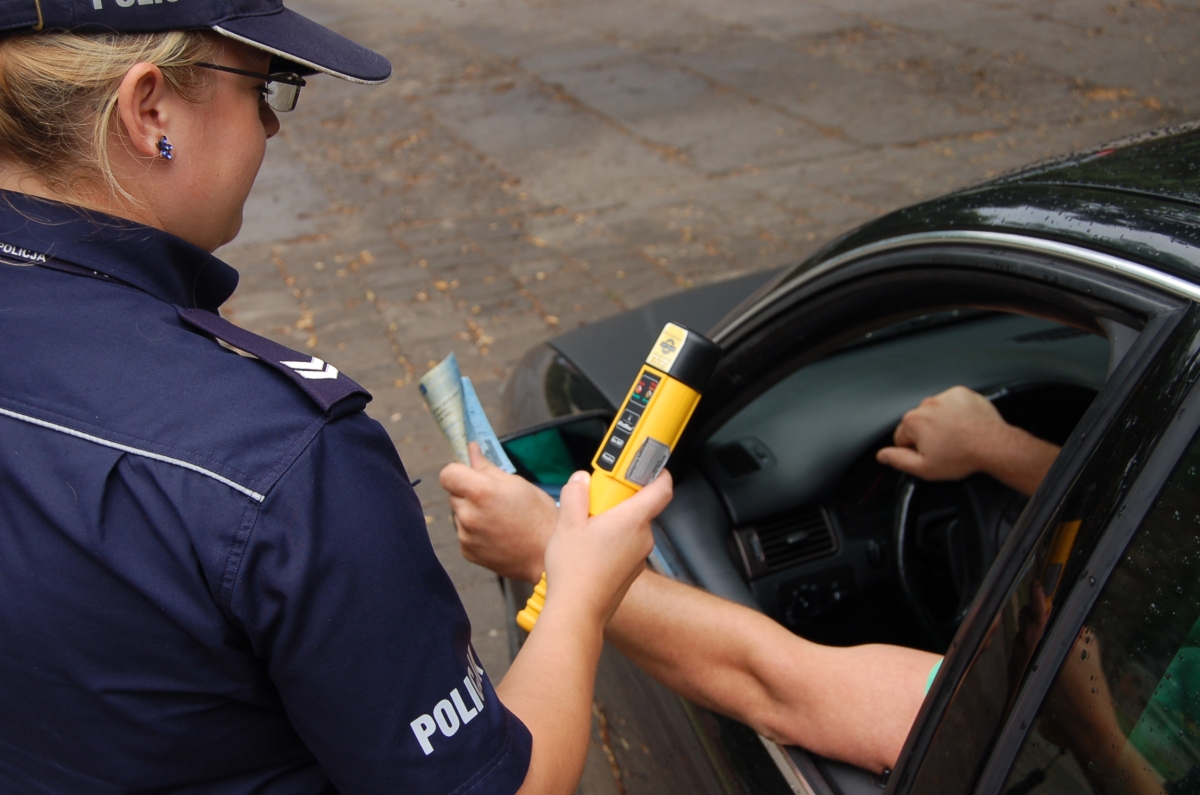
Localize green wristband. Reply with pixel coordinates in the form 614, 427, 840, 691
925, 659, 943, 695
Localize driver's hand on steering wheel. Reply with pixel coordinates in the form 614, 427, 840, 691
876, 386, 1061, 498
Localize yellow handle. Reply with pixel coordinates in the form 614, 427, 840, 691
513, 469, 639, 632
516, 472, 609, 633
516, 573, 548, 632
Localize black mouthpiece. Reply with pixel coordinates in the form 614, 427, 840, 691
647, 323, 722, 392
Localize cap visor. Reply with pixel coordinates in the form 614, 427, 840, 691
213, 8, 391, 85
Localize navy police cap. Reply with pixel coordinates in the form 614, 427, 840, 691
0, 0, 391, 84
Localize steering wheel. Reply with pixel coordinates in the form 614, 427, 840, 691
893, 473, 1027, 650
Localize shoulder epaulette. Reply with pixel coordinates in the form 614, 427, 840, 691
178, 308, 371, 419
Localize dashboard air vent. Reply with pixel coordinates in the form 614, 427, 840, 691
734, 506, 837, 579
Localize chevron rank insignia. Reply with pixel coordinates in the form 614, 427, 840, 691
177, 307, 371, 417
281, 356, 340, 380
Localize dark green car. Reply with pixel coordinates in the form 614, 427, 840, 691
498, 123, 1200, 795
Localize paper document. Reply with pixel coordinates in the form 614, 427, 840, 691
420, 353, 516, 473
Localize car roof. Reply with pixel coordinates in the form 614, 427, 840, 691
746, 123, 1200, 314
552, 125, 1200, 404
985, 122, 1200, 210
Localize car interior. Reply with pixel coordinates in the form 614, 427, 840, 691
695, 309, 1108, 654
664, 255, 1157, 657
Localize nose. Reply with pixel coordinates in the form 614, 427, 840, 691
261, 104, 281, 139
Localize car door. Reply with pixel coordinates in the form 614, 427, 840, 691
992, 416, 1200, 794
878, 297, 1200, 792
643, 240, 1198, 795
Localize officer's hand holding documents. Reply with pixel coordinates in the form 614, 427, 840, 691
420, 353, 516, 473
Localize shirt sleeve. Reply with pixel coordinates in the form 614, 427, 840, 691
227, 412, 532, 795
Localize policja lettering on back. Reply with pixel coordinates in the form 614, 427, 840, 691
0, 242, 47, 263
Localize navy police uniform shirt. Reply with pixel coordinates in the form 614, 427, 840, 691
0, 191, 532, 794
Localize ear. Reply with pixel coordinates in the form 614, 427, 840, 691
115, 63, 172, 159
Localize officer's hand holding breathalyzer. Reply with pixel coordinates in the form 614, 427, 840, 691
444, 443, 674, 596
439, 321, 698, 795
492, 468, 672, 795
540, 470, 672, 627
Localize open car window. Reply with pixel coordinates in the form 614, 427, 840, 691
499, 243, 1194, 795
703, 311, 1108, 523
692, 309, 1110, 652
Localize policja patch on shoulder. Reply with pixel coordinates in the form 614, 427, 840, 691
177, 307, 371, 419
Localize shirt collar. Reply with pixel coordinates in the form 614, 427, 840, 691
0, 190, 239, 311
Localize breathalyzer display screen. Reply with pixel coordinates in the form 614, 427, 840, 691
595, 370, 660, 472
625, 437, 671, 486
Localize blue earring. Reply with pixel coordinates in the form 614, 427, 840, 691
157, 136, 174, 161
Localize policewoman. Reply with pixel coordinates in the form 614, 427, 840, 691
0, 2, 672, 793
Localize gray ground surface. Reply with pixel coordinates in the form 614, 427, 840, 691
217, 0, 1196, 783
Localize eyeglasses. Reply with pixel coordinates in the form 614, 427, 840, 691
194, 62, 307, 113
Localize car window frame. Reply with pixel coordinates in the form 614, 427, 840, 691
966, 327, 1200, 795
712, 231, 1200, 347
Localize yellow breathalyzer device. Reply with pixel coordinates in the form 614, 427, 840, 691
516, 322, 722, 631
1040, 519, 1082, 610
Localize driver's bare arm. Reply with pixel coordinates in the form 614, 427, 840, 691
441, 449, 940, 774
605, 570, 941, 774
443, 457, 673, 795
875, 386, 1061, 497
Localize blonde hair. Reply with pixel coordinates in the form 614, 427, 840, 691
0, 31, 222, 202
